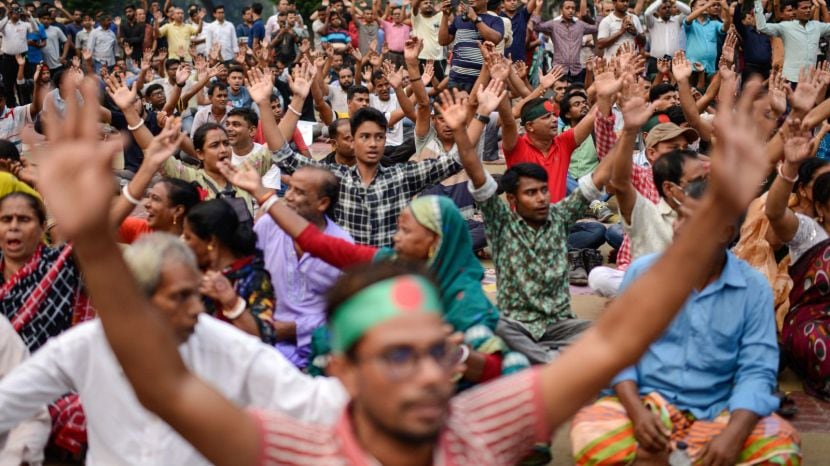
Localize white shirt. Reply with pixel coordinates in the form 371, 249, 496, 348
644, 1, 690, 58
87, 27, 117, 66
370, 93, 404, 146
205, 20, 239, 61
623, 193, 677, 260
597, 12, 643, 58
0, 316, 348, 466
0, 105, 31, 145
0, 18, 33, 55
412, 13, 446, 60
327, 81, 348, 114
788, 213, 830, 263
0, 316, 50, 466
264, 14, 281, 43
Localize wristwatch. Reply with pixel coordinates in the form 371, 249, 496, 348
473, 16, 482, 25
473, 113, 490, 124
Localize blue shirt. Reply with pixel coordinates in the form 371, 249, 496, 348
683, 17, 724, 74
733, 5, 771, 65
501, 7, 530, 61
448, 15, 505, 84
248, 19, 265, 48
26, 23, 46, 64
236, 22, 252, 39
610, 251, 780, 420
228, 86, 253, 109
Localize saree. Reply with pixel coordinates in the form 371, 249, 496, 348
570, 393, 801, 466
732, 194, 793, 330
0, 243, 95, 455
783, 237, 830, 399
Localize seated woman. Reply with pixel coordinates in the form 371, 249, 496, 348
109, 118, 201, 243
181, 199, 278, 346
766, 121, 830, 399
219, 162, 530, 383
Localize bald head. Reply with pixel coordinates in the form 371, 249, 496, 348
284, 166, 340, 223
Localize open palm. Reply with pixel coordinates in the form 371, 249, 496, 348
217, 161, 263, 195
144, 118, 185, 169
434, 89, 469, 130
247, 68, 273, 104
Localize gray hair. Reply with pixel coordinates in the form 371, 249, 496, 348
123, 232, 199, 296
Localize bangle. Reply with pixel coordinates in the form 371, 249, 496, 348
256, 190, 276, 205
287, 105, 302, 116
122, 184, 141, 205
222, 297, 246, 320
261, 194, 280, 213
456, 344, 470, 365
127, 119, 145, 131
777, 162, 799, 184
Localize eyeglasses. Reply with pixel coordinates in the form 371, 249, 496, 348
356, 342, 464, 382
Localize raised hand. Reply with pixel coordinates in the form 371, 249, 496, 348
123, 42, 133, 58
36, 79, 123, 240
382, 60, 404, 88
711, 78, 771, 214
540, 65, 566, 89
105, 75, 138, 110
671, 50, 692, 82
247, 67, 274, 105
156, 110, 168, 129
194, 54, 207, 74
71, 55, 80, 68
287, 60, 314, 99
781, 118, 817, 165
114, 16, 121, 26
14, 54, 24, 66
403, 37, 422, 65
475, 78, 507, 115
594, 69, 625, 99
790, 65, 823, 114
157, 48, 168, 62
434, 89, 470, 130
422, 60, 435, 85
208, 62, 224, 78
513, 60, 528, 79
621, 96, 656, 131
199, 271, 238, 308
143, 116, 185, 168
489, 54, 510, 82
175, 64, 191, 85
209, 43, 221, 62
81, 48, 92, 61
217, 160, 266, 198
768, 70, 788, 117
656, 57, 670, 75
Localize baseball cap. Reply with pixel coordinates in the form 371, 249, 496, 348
644, 123, 698, 149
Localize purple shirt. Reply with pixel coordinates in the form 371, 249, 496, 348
254, 215, 353, 368
532, 15, 597, 76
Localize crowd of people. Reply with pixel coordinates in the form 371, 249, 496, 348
0, 0, 828, 464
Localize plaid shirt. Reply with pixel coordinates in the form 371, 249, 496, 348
594, 112, 660, 270
471, 172, 602, 339
271, 143, 463, 247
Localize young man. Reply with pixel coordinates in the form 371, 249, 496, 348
438, 0, 504, 89
756, 0, 830, 82
254, 166, 353, 368
205, 5, 239, 62
225, 108, 272, 178
33, 72, 771, 466
501, 0, 537, 62
353, 4, 380, 55
411, 0, 446, 79
74, 13, 93, 52
266, 65, 463, 247
370, 68, 416, 161
380, 6, 411, 66
87, 15, 116, 73
227, 66, 255, 111
644, 0, 691, 69
572, 189, 800, 465
0, 6, 36, 105
321, 66, 353, 115
236, 6, 253, 40
270, 12, 299, 65
597, 0, 644, 58
120, 4, 146, 61
532, 0, 596, 83
0, 233, 348, 466
0, 73, 46, 148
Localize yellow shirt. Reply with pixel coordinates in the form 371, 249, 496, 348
158, 23, 199, 60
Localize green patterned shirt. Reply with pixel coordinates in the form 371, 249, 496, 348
470, 172, 600, 339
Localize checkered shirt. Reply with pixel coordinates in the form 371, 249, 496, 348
594, 112, 660, 270
271, 143, 463, 247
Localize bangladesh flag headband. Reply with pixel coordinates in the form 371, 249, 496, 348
330, 275, 442, 353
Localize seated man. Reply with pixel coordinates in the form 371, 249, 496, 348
0, 234, 347, 465
254, 166, 353, 368
571, 186, 801, 465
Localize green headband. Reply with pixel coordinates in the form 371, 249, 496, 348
521, 99, 557, 125
330, 275, 442, 353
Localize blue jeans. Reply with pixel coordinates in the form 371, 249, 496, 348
567, 174, 610, 201
567, 221, 606, 250
605, 223, 624, 250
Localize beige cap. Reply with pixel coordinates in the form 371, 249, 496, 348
645, 123, 699, 149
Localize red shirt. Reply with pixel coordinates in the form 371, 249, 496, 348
505, 129, 577, 203
251, 368, 549, 465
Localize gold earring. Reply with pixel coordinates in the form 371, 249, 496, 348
207, 245, 214, 251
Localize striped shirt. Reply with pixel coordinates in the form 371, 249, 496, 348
251, 368, 549, 465
448, 15, 505, 84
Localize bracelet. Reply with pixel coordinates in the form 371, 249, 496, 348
121, 184, 142, 206
256, 190, 276, 206
222, 297, 246, 320
777, 162, 799, 184
456, 344, 470, 365
127, 119, 145, 131
261, 194, 280, 212
287, 105, 302, 116
473, 113, 491, 124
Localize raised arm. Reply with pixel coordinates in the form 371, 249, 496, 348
38, 78, 261, 466
384, 61, 416, 121
673, 51, 714, 141
438, 0, 454, 46
610, 95, 656, 221
405, 38, 431, 138
765, 119, 818, 242
686, 0, 711, 23
251, 65, 312, 151
539, 81, 771, 431
754, 0, 782, 35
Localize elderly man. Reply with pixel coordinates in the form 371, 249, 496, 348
0, 233, 347, 466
